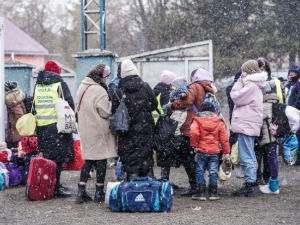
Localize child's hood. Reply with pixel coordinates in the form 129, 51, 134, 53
193, 114, 223, 132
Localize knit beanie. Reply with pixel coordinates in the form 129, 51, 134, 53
121, 59, 138, 78
241, 60, 261, 75
200, 102, 215, 112
44, 60, 61, 74
171, 76, 187, 88
192, 68, 214, 83
160, 70, 176, 85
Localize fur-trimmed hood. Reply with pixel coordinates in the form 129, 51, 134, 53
243, 71, 268, 88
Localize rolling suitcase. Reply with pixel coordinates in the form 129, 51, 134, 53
25, 157, 57, 201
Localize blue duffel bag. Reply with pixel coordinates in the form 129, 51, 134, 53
109, 176, 173, 212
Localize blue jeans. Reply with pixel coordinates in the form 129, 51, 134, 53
238, 134, 256, 183
196, 152, 219, 186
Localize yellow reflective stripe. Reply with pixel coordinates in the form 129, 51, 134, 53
35, 104, 56, 109
36, 115, 57, 120
272, 77, 283, 103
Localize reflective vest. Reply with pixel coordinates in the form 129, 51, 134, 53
152, 93, 164, 124
272, 77, 283, 103
34, 82, 60, 126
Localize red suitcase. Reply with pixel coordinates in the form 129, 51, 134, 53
25, 157, 57, 201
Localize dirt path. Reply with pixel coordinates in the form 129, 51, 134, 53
1, 158, 300, 225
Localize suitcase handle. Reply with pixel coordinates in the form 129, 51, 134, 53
130, 176, 154, 182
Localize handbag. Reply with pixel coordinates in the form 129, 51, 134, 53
62, 140, 85, 170
109, 89, 130, 133
56, 84, 77, 133
280, 135, 298, 166
154, 115, 178, 151
16, 100, 36, 136
230, 141, 239, 165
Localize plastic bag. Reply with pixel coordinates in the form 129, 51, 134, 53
16, 113, 36, 136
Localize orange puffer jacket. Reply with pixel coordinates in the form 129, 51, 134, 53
190, 112, 230, 155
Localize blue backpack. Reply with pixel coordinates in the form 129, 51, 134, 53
203, 92, 221, 116
109, 176, 173, 212
0, 162, 9, 190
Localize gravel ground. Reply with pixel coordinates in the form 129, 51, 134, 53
1, 158, 300, 225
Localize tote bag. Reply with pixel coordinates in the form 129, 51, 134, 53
56, 84, 77, 134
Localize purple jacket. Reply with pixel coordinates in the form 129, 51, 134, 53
230, 71, 267, 137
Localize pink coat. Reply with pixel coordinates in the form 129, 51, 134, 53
230, 71, 267, 137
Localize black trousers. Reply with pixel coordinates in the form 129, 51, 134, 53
254, 143, 271, 181
80, 159, 107, 184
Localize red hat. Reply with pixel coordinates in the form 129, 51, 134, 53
44, 60, 61, 74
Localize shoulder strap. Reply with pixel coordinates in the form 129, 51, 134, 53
77, 85, 91, 112
113, 88, 124, 103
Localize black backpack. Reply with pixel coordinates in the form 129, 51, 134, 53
109, 89, 130, 133
271, 103, 291, 138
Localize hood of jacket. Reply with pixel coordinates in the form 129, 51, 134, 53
193, 114, 223, 133
153, 82, 170, 95
243, 71, 268, 89
119, 75, 144, 93
196, 81, 215, 94
36, 70, 63, 85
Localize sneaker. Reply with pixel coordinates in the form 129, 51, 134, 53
259, 184, 279, 194
208, 192, 220, 200
208, 185, 219, 200
192, 193, 206, 201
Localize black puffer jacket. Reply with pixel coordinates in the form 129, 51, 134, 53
111, 75, 158, 172
34, 71, 74, 163
153, 82, 171, 106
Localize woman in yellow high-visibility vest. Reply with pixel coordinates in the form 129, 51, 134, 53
34, 60, 74, 198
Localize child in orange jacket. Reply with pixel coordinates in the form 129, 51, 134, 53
190, 102, 230, 201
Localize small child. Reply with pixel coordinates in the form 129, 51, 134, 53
169, 76, 189, 135
190, 102, 230, 201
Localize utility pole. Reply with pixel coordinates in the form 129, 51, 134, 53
0, 17, 5, 141
81, 0, 106, 51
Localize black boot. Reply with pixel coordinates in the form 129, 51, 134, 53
161, 167, 170, 180
233, 182, 256, 197
54, 185, 72, 198
181, 184, 198, 197
208, 185, 219, 200
76, 184, 93, 204
192, 185, 206, 201
94, 185, 105, 203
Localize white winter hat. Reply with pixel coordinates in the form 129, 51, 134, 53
160, 70, 176, 85
121, 59, 138, 78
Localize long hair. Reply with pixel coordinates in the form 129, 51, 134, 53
257, 57, 271, 80
86, 64, 108, 92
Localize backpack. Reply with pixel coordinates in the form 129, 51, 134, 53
203, 92, 221, 116
270, 103, 291, 138
110, 89, 130, 133
0, 162, 9, 190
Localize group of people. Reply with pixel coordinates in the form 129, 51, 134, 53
5, 57, 300, 204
